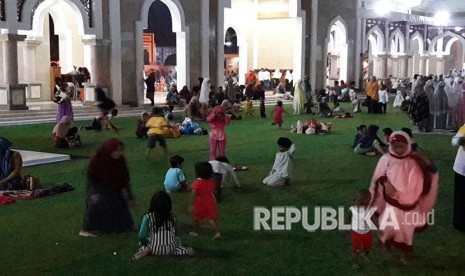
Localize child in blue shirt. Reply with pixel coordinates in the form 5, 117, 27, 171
164, 155, 188, 192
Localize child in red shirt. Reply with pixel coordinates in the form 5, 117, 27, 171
189, 162, 220, 239
271, 100, 287, 129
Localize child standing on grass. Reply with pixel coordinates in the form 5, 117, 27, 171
164, 155, 188, 192
189, 162, 221, 239
207, 105, 231, 160
348, 189, 373, 269
146, 107, 171, 156
260, 96, 266, 118
378, 84, 389, 114
243, 96, 254, 117
133, 191, 194, 260
271, 100, 287, 129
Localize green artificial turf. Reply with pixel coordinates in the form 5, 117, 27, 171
1, 103, 464, 275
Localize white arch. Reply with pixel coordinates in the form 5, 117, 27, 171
445, 37, 460, 56
365, 25, 385, 55
140, 0, 186, 32
224, 6, 248, 85
389, 28, 405, 55
409, 31, 424, 55
429, 31, 465, 55
138, 0, 188, 98
326, 16, 348, 83
18, 0, 89, 36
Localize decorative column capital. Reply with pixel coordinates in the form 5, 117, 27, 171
25, 39, 42, 46
81, 38, 111, 46
0, 34, 26, 42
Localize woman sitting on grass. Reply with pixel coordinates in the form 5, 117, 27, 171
52, 116, 80, 148
134, 191, 194, 260
0, 137, 23, 190
353, 125, 387, 156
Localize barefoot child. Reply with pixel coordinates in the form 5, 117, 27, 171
164, 155, 188, 192
134, 191, 194, 260
271, 100, 287, 129
348, 189, 373, 269
189, 162, 221, 239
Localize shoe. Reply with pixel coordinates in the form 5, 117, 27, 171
189, 231, 199, 236
212, 232, 221, 240
79, 230, 97, 237
366, 152, 376, 156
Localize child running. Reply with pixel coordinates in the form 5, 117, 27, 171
164, 155, 188, 192
146, 107, 171, 156
348, 189, 373, 269
189, 162, 221, 239
133, 191, 194, 260
271, 100, 287, 129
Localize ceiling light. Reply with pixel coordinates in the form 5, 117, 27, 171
434, 11, 449, 26
374, 0, 392, 15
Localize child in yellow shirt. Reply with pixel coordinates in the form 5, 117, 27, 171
146, 107, 171, 156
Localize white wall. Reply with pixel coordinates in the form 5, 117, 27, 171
256, 18, 296, 69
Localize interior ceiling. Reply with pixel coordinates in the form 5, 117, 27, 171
365, 0, 465, 13
412, 0, 465, 13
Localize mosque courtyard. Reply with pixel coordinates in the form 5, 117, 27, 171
0, 102, 463, 275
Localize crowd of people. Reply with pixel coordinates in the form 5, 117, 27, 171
4, 71, 465, 269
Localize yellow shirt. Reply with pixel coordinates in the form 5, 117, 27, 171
146, 116, 168, 135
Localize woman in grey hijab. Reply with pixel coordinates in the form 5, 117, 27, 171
431, 77, 449, 129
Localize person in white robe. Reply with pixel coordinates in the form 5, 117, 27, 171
263, 137, 295, 187
199, 78, 211, 104
293, 80, 306, 114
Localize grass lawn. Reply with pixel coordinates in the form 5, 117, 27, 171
1, 103, 464, 275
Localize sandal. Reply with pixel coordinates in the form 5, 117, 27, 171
233, 165, 248, 171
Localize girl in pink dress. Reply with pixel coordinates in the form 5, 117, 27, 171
368, 131, 439, 264
189, 162, 220, 239
271, 100, 287, 129
207, 106, 231, 160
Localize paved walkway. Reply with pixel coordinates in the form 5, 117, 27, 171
0, 92, 292, 126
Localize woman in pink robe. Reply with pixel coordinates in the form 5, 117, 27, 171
207, 106, 231, 160
369, 131, 439, 264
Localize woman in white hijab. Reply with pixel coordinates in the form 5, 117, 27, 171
447, 77, 463, 130
199, 78, 211, 104
293, 80, 306, 114
432, 78, 449, 129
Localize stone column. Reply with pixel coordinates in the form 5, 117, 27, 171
377, 54, 388, 80
399, 56, 409, 79
435, 56, 444, 76
209, 0, 219, 86
418, 56, 430, 76
0, 34, 28, 110
82, 39, 112, 102
23, 39, 42, 82
1, 34, 26, 84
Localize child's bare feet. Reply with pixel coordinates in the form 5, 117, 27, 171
352, 263, 360, 270
78, 230, 97, 237
400, 254, 409, 265
133, 248, 150, 260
